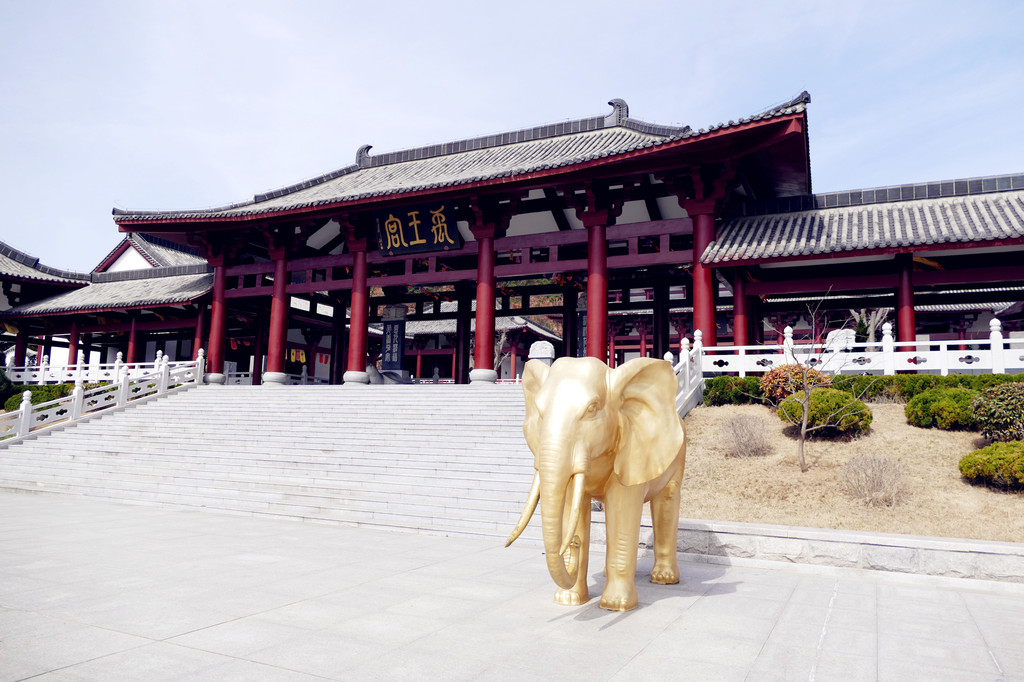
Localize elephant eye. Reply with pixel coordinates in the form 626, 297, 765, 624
584, 401, 599, 418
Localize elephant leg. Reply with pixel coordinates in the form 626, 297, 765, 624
554, 493, 592, 606
600, 483, 643, 611
649, 462, 683, 585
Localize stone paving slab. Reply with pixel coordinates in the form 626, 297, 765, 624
2, 492, 1024, 681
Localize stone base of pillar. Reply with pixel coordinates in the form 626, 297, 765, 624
262, 372, 287, 385
205, 373, 226, 385
469, 369, 498, 384
343, 370, 370, 384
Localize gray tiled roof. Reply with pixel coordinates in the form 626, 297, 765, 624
704, 189, 1024, 264
0, 242, 87, 284
131, 234, 206, 267
3, 272, 212, 316
113, 94, 811, 222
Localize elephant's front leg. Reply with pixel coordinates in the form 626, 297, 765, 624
600, 482, 644, 611
554, 493, 592, 606
649, 461, 683, 585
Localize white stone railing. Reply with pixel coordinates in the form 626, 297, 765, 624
0, 351, 205, 443
701, 318, 1024, 377
669, 330, 705, 416
4, 350, 199, 385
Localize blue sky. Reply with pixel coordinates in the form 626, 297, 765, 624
1, 0, 1022, 272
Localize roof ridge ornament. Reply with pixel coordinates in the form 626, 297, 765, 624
606, 98, 629, 126
356, 144, 373, 168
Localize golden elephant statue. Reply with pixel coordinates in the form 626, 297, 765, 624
506, 356, 686, 612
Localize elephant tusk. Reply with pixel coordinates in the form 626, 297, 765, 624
505, 471, 541, 547
558, 473, 586, 556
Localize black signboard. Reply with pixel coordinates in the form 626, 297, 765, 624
373, 203, 463, 257
382, 319, 406, 371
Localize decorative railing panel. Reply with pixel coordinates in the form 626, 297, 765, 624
0, 351, 205, 442
700, 319, 1023, 377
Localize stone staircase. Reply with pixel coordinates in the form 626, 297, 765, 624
0, 384, 541, 543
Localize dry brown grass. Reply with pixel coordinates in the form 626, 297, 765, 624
680, 402, 1024, 543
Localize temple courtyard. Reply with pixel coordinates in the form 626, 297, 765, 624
1, 492, 1022, 681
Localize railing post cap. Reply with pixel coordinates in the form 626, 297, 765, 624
663, 351, 674, 363
882, 321, 893, 332
116, 351, 123, 361
694, 329, 703, 341
990, 318, 1002, 331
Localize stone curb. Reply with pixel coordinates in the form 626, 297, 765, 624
589, 512, 1024, 584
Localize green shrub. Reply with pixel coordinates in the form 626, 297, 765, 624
0, 369, 13, 407
778, 387, 872, 437
959, 441, 1024, 489
905, 387, 978, 430
2, 384, 73, 412
703, 376, 764, 406
972, 384, 1024, 442
760, 364, 830, 403
830, 373, 1024, 404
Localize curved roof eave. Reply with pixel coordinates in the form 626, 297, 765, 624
113, 94, 811, 228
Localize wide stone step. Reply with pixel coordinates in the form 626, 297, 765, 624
0, 478, 542, 541
6, 438, 532, 466
0, 454, 534, 494
0, 384, 549, 543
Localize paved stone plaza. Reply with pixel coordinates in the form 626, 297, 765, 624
1, 492, 1023, 681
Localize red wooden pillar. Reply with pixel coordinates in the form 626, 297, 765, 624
207, 262, 227, 383
67, 320, 80, 368
13, 332, 28, 366
691, 211, 717, 346
192, 305, 206, 361
126, 317, 138, 364
732, 271, 749, 347
896, 255, 915, 344
264, 251, 289, 384
470, 227, 497, 383
509, 338, 518, 381
415, 346, 423, 380
345, 232, 370, 383
586, 221, 608, 360
639, 327, 648, 358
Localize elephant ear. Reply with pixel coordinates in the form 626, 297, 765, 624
608, 358, 684, 486
521, 359, 550, 453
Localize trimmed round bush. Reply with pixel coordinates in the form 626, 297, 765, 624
905, 387, 978, 430
959, 441, 1024, 489
778, 387, 872, 437
760, 364, 830, 403
972, 383, 1024, 442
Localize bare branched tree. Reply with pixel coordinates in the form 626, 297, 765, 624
849, 308, 890, 345
493, 328, 511, 373
774, 304, 876, 473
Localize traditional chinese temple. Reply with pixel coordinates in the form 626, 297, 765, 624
2, 92, 1023, 382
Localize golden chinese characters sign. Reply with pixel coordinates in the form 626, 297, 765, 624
373, 203, 463, 256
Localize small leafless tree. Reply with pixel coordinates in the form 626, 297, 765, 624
774, 306, 875, 473
849, 308, 890, 345
493, 328, 511, 372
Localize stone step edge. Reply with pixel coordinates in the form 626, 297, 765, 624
0, 475, 531, 516
0, 484, 533, 533
616, 514, 1024, 585
0, 465, 532, 501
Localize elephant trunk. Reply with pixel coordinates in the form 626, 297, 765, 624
540, 464, 586, 591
